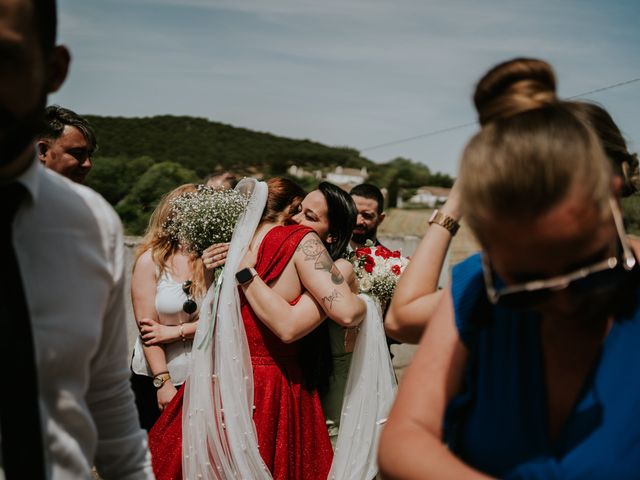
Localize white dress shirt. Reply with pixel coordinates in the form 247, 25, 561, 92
0, 160, 153, 479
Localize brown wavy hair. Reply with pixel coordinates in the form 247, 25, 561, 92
134, 183, 207, 298
263, 177, 305, 223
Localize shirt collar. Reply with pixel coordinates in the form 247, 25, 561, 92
15, 155, 41, 203
349, 238, 380, 251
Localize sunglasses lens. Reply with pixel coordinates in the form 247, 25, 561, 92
568, 266, 627, 295
182, 280, 192, 295
497, 290, 553, 309
498, 266, 630, 309
183, 299, 197, 314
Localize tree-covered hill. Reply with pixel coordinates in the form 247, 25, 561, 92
85, 115, 371, 177
83, 115, 453, 234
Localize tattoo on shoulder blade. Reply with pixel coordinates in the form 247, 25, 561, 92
322, 289, 343, 310
296, 237, 345, 285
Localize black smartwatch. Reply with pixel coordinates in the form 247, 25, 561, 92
236, 267, 257, 285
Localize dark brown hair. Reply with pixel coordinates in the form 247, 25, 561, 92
350, 183, 385, 214
38, 105, 97, 154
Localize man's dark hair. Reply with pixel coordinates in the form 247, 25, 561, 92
350, 183, 384, 214
38, 105, 97, 153
32, 0, 58, 54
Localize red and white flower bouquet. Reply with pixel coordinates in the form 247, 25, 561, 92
348, 243, 409, 308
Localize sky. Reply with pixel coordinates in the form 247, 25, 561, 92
52, 0, 640, 176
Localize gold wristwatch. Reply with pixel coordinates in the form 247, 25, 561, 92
153, 372, 171, 388
428, 209, 460, 236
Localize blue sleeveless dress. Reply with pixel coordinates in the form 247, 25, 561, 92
444, 253, 640, 479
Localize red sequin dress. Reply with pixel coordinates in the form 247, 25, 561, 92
148, 224, 334, 480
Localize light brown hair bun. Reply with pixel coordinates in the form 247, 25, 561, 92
474, 57, 558, 126
458, 58, 612, 236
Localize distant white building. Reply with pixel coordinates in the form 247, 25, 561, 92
287, 165, 304, 178
325, 166, 368, 187
287, 165, 322, 179
409, 186, 451, 207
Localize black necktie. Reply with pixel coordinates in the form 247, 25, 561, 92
0, 183, 46, 479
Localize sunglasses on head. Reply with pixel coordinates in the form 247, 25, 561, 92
182, 280, 197, 314
482, 198, 637, 309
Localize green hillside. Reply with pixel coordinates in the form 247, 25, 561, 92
84, 115, 372, 176
83, 115, 453, 234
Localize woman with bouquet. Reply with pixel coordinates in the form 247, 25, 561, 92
130, 183, 206, 430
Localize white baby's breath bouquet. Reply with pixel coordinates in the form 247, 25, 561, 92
347, 242, 409, 308
166, 185, 249, 255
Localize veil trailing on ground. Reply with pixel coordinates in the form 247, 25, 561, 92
329, 295, 398, 480
182, 178, 271, 479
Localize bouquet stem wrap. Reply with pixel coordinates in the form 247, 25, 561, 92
197, 266, 224, 351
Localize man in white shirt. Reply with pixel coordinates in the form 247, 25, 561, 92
37, 105, 97, 183
0, 0, 153, 478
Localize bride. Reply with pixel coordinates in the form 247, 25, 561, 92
150, 178, 395, 479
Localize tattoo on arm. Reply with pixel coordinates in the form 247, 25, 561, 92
322, 289, 343, 310
297, 236, 324, 258
297, 237, 344, 285
315, 251, 345, 284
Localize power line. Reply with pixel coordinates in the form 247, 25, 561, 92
361, 77, 640, 152
567, 77, 640, 99
361, 121, 477, 152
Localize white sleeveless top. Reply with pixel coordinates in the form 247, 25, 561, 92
131, 269, 200, 385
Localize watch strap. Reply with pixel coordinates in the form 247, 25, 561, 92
153, 372, 171, 388
428, 209, 460, 236
236, 267, 257, 285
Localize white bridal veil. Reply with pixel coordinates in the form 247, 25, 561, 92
183, 177, 397, 479
329, 295, 398, 480
183, 178, 271, 479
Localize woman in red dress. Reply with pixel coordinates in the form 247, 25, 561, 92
149, 178, 365, 479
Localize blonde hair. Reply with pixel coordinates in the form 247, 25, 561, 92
458, 58, 612, 236
135, 183, 207, 298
